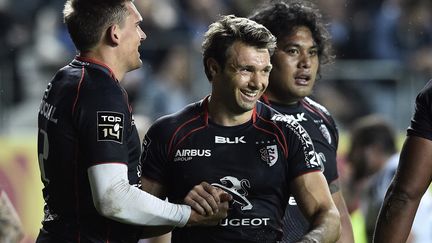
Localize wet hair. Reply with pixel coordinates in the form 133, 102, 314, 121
202, 15, 276, 80
250, 0, 334, 67
63, 0, 132, 51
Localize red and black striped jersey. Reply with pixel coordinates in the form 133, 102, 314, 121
140, 96, 321, 243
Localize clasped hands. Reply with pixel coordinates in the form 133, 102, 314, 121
184, 181, 232, 226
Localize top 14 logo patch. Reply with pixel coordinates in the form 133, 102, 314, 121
97, 111, 124, 144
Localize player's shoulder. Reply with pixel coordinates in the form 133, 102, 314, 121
68, 58, 120, 92
301, 97, 337, 128
50, 61, 85, 86
417, 79, 432, 101
147, 100, 204, 137
302, 97, 332, 117
256, 101, 308, 135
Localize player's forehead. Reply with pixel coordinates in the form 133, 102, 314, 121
278, 26, 316, 48
126, 1, 143, 22
226, 41, 271, 68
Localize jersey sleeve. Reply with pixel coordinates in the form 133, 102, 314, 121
140, 120, 170, 184
408, 80, 432, 141
73, 83, 131, 167
282, 119, 322, 181
323, 122, 340, 185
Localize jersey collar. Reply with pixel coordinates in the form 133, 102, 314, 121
74, 56, 118, 81
200, 95, 257, 125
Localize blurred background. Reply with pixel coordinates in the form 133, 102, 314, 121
1, 0, 432, 242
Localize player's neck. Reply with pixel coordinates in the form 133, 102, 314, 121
79, 48, 125, 81
266, 92, 300, 106
207, 96, 253, 127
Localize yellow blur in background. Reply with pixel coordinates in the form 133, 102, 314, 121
0, 136, 43, 243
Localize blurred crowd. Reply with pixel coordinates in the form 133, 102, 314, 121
1, 0, 432, 130
1, 0, 432, 242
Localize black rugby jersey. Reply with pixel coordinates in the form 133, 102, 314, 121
37, 57, 141, 242
262, 96, 339, 243
408, 79, 432, 140
140, 96, 321, 243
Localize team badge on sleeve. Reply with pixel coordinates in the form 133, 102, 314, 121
97, 111, 124, 143
319, 124, 332, 144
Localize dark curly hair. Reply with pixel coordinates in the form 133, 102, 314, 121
249, 0, 334, 67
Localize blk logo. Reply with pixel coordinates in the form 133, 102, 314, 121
215, 136, 246, 144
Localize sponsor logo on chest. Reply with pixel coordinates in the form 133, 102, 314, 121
215, 136, 246, 144
212, 176, 271, 227
286, 112, 307, 123
173, 149, 211, 162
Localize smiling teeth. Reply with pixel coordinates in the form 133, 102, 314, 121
243, 91, 258, 97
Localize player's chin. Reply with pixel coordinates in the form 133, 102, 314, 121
133, 59, 143, 69
238, 100, 256, 112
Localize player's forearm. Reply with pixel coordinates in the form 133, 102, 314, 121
332, 192, 354, 243
88, 164, 191, 227
373, 190, 419, 243
336, 210, 354, 243
300, 208, 341, 243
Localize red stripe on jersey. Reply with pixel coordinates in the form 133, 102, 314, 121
294, 168, 322, 178
254, 114, 288, 158
76, 56, 117, 81
168, 115, 203, 156
300, 99, 331, 125
72, 67, 85, 115
170, 125, 207, 159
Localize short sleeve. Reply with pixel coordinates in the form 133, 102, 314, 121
140, 121, 169, 184
408, 80, 432, 141
74, 84, 131, 167
282, 119, 322, 181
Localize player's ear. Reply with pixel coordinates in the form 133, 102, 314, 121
207, 58, 220, 77
107, 24, 121, 46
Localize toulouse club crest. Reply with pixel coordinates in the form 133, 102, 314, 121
319, 124, 332, 144
260, 145, 278, 167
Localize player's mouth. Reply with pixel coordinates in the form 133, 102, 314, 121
240, 90, 260, 102
294, 74, 311, 86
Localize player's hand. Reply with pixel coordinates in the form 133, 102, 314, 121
184, 181, 232, 216
186, 199, 230, 226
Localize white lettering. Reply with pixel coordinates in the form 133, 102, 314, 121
39, 100, 58, 124
271, 114, 313, 148
215, 136, 246, 144
219, 218, 270, 227
288, 196, 297, 205
174, 149, 211, 162
101, 115, 121, 123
